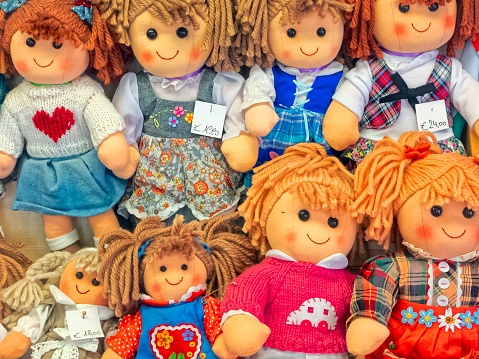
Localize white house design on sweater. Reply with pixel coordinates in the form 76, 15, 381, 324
286, 298, 338, 332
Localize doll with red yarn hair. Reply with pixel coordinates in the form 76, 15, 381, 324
0, 0, 136, 252
348, 131, 479, 358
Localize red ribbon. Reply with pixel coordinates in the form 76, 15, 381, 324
404, 143, 431, 161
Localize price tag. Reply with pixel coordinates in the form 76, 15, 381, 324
191, 101, 226, 138
66, 307, 104, 341
415, 100, 449, 133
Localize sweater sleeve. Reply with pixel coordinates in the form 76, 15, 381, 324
0, 104, 24, 158
106, 311, 142, 359
203, 296, 222, 344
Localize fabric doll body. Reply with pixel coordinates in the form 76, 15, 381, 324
114, 68, 245, 222
107, 284, 222, 359
221, 250, 355, 358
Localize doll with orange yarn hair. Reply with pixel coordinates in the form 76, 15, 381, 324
347, 131, 479, 358
322, 0, 479, 170
0, 0, 137, 252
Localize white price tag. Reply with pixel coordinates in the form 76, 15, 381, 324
191, 101, 226, 138
415, 100, 449, 133
66, 307, 104, 341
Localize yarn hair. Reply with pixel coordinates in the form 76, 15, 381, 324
99, 213, 258, 317
94, 0, 240, 71
0, 0, 126, 83
353, 131, 479, 251
235, 0, 353, 67
345, 0, 479, 59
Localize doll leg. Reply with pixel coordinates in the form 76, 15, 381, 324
41, 214, 81, 253
88, 208, 120, 247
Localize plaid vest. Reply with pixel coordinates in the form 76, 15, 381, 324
360, 54, 452, 129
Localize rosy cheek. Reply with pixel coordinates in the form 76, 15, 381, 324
282, 50, 291, 59
141, 51, 154, 63
190, 48, 201, 61
151, 282, 162, 293
330, 46, 340, 57
394, 22, 407, 36
15, 60, 28, 73
59, 59, 73, 73
286, 232, 295, 242
445, 15, 454, 29
192, 274, 201, 284
416, 225, 432, 239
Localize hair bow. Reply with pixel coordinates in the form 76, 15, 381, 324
404, 143, 431, 161
0, 0, 28, 13
195, 238, 211, 253
137, 240, 151, 260
72, 0, 92, 25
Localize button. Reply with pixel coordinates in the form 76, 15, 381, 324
437, 295, 449, 306
438, 262, 450, 272
438, 278, 450, 289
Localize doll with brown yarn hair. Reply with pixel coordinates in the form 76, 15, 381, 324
220, 143, 363, 358
323, 0, 479, 171
95, 0, 258, 225
0, 248, 118, 359
347, 131, 479, 358
98, 213, 258, 359
0, 0, 138, 253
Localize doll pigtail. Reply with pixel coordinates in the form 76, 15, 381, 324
0, 7, 14, 75
447, 0, 479, 57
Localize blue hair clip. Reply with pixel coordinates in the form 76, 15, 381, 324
195, 238, 211, 253
138, 240, 151, 260
0, 0, 28, 13
72, 0, 93, 25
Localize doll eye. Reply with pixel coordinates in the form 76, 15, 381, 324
317, 27, 326, 37
160, 266, 167, 272
26, 38, 36, 47
176, 27, 188, 39
298, 209, 310, 221
398, 3, 410, 13
286, 28, 296, 38
328, 217, 339, 228
430, 205, 443, 217
147, 28, 158, 40
76, 272, 84, 279
92, 278, 100, 286
181, 264, 188, 270
52, 42, 62, 49
463, 207, 475, 219
428, 2, 439, 12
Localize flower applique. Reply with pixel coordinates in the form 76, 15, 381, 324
401, 307, 418, 325
418, 309, 437, 328
173, 106, 184, 117
169, 117, 178, 127
460, 311, 474, 329
185, 113, 194, 123
438, 308, 461, 333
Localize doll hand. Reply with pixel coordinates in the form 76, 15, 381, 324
244, 103, 279, 137
222, 314, 270, 357
323, 101, 360, 150
110, 145, 140, 179
473, 119, 479, 138
101, 348, 123, 359
0, 331, 31, 359
212, 334, 237, 359
221, 132, 259, 172
0, 152, 16, 179
346, 317, 389, 356
98, 132, 130, 173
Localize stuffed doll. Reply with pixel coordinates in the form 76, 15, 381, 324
347, 131, 479, 358
322, 0, 479, 170
97, 0, 258, 225
220, 143, 362, 358
235, 0, 353, 185
98, 213, 258, 359
0, 248, 118, 359
0, 0, 136, 253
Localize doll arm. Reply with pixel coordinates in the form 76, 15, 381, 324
105, 311, 142, 359
0, 106, 22, 178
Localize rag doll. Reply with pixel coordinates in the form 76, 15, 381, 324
0, 0, 135, 252
220, 143, 363, 358
98, 213, 258, 359
97, 0, 257, 224
235, 0, 353, 185
0, 248, 118, 359
322, 0, 479, 170
347, 131, 479, 358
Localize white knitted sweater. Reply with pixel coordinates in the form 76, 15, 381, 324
0, 76, 125, 159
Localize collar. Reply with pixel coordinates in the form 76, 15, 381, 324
379, 46, 425, 58
403, 241, 479, 263
381, 49, 439, 72
49, 285, 115, 320
30, 81, 72, 87
146, 67, 205, 91
140, 283, 207, 306
265, 249, 349, 269
277, 61, 344, 77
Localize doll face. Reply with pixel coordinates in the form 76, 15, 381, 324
265, 191, 357, 263
129, 11, 212, 78
397, 191, 479, 259
374, 0, 456, 54
59, 259, 107, 306
268, 8, 344, 69
143, 252, 208, 302
10, 31, 89, 84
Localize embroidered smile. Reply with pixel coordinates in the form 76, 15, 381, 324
156, 50, 179, 60
442, 228, 466, 239
300, 47, 318, 56
165, 277, 183, 286
76, 285, 90, 295
33, 59, 53, 68
307, 234, 330, 245
411, 22, 431, 33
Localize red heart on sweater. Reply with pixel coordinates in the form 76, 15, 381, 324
32, 107, 75, 143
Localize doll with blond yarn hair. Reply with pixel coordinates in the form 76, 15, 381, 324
220, 143, 363, 358
347, 131, 479, 358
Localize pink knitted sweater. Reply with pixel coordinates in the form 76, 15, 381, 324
221, 257, 355, 354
